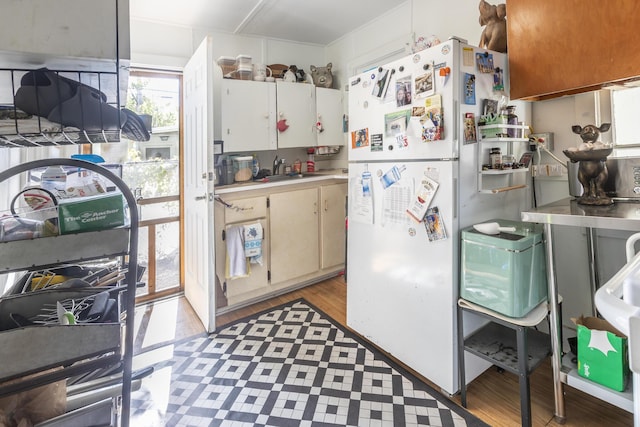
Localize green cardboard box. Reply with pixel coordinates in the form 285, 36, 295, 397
573, 315, 629, 391
58, 193, 125, 234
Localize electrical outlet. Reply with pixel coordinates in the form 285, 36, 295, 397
530, 132, 554, 151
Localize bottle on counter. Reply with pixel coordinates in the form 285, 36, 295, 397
252, 154, 260, 178
293, 159, 302, 174
306, 148, 315, 172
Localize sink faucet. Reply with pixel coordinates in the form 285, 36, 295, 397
273, 155, 285, 175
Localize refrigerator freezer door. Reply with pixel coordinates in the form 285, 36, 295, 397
348, 41, 458, 162
347, 160, 460, 393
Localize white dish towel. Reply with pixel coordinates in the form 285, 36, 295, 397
244, 222, 263, 265
225, 225, 247, 278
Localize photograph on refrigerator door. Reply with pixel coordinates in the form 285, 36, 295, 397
371, 67, 391, 98
425, 207, 447, 242
421, 95, 443, 142
414, 65, 434, 99
395, 76, 412, 107
351, 128, 369, 149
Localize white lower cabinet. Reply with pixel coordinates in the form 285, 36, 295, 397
214, 180, 346, 310
269, 187, 320, 285
214, 196, 270, 306
320, 183, 347, 269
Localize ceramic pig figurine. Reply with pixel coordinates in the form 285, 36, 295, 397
310, 63, 333, 88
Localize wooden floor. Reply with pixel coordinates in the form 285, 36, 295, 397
143, 276, 634, 427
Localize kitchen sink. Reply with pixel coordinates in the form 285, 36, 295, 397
256, 173, 313, 183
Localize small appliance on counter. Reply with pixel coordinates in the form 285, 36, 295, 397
604, 157, 640, 200
461, 220, 547, 318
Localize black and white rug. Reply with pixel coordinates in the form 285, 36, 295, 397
131, 299, 487, 427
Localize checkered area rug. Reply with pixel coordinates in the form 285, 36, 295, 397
131, 299, 486, 427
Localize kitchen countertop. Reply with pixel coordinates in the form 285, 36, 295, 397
521, 196, 640, 420
521, 197, 640, 230
214, 169, 348, 194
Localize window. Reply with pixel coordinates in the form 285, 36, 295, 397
611, 86, 640, 156
94, 70, 183, 300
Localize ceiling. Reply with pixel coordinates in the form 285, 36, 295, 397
129, 0, 408, 45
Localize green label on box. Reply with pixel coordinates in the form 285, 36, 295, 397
577, 323, 629, 391
58, 194, 125, 234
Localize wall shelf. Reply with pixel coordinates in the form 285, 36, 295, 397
477, 123, 530, 193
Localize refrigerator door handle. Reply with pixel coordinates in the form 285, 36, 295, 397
453, 100, 458, 144
453, 177, 458, 219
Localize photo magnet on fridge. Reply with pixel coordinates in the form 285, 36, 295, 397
351, 128, 370, 148
371, 68, 391, 99
370, 133, 383, 152
425, 206, 447, 242
395, 76, 412, 107
463, 73, 476, 105
493, 67, 504, 91
414, 64, 434, 99
421, 95, 443, 142
463, 113, 477, 144
407, 176, 439, 223
475, 52, 494, 73
384, 110, 411, 138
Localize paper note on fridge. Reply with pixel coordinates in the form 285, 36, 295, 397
406, 176, 439, 223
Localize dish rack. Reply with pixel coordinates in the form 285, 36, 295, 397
0, 158, 139, 426
0, 66, 122, 147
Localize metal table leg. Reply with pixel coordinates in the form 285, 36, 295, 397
544, 223, 565, 421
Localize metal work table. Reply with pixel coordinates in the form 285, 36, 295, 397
522, 197, 640, 421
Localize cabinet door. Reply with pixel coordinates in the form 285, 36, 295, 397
221, 79, 277, 152
508, 0, 640, 100
320, 183, 347, 269
269, 188, 319, 284
316, 87, 344, 147
214, 197, 269, 307
276, 81, 316, 148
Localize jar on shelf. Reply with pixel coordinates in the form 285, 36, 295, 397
490, 147, 502, 169
506, 105, 518, 138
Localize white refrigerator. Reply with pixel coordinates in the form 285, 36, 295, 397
346, 39, 531, 394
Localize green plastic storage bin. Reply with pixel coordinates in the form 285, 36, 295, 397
460, 219, 548, 318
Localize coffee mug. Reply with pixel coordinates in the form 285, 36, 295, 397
253, 64, 272, 79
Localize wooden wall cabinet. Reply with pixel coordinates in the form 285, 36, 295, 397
507, 0, 640, 100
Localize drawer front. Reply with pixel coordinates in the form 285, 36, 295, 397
225, 196, 267, 223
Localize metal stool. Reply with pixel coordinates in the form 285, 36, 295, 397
457, 298, 559, 427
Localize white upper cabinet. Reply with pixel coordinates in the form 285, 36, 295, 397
275, 81, 316, 148
219, 79, 343, 151
315, 87, 344, 147
221, 79, 277, 152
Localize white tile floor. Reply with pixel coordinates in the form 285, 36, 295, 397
129, 300, 477, 427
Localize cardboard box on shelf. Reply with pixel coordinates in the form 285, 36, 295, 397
58, 193, 125, 234
573, 315, 630, 391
